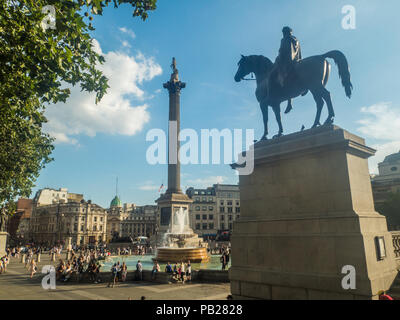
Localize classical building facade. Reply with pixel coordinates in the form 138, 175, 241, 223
371, 151, 400, 204
371, 151, 400, 230
120, 205, 158, 238
186, 184, 240, 239
29, 188, 107, 245
30, 200, 107, 245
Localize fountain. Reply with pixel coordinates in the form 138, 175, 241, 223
155, 207, 209, 263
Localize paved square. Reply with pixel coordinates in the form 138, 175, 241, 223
0, 255, 230, 300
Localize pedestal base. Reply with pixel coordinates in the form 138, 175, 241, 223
230, 125, 398, 299
0, 232, 8, 257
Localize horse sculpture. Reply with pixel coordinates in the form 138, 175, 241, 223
234, 51, 353, 140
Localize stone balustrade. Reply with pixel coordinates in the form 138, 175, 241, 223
391, 231, 400, 260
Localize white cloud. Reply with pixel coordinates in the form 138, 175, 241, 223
121, 41, 131, 48
119, 27, 136, 39
357, 102, 400, 173
44, 39, 162, 144
186, 175, 227, 188
138, 181, 160, 191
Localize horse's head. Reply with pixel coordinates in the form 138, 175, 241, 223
234, 55, 252, 82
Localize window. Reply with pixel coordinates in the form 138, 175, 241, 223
202, 206, 207, 211
228, 207, 233, 213
194, 191, 199, 195
202, 223, 207, 230
220, 223, 225, 230
94, 217, 97, 222
229, 223, 233, 229
209, 214, 214, 220
229, 215, 232, 221
196, 214, 200, 220
208, 197, 213, 202
236, 215, 240, 220
219, 207, 225, 213
209, 206, 213, 211
209, 223, 214, 230
227, 201, 232, 206
391, 167, 398, 171
195, 206, 200, 211
74, 216, 78, 221
202, 214, 207, 220
100, 225, 103, 231
93, 225, 97, 231
220, 200, 224, 205
195, 224, 201, 230
202, 197, 207, 202
80, 225, 84, 232
236, 201, 240, 206
195, 197, 200, 202
100, 217, 103, 222
74, 224, 78, 232
235, 207, 240, 213
81, 216, 85, 221
221, 215, 225, 221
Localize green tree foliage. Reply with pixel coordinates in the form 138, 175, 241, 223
376, 192, 400, 230
0, 0, 157, 215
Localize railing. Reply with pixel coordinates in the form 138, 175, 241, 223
391, 231, 400, 259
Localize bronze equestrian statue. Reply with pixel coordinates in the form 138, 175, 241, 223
234, 27, 353, 140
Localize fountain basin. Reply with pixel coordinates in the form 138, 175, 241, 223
155, 247, 209, 263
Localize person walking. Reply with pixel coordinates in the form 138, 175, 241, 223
121, 262, 127, 282
29, 258, 37, 279
136, 260, 143, 281
186, 260, 192, 282
107, 263, 118, 288
152, 261, 160, 280
180, 262, 185, 283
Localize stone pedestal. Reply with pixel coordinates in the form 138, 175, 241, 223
156, 192, 193, 241
0, 232, 7, 257
230, 125, 398, 300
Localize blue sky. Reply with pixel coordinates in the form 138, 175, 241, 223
33, 0, 400, 208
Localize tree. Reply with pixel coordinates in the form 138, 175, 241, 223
0, 0, 157, 215
376, 192, 400, 231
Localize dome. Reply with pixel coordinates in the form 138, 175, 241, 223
110, 195, 122, 208
383, 151, 400, 164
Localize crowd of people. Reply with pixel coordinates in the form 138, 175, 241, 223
163, 261, 192, 283
55, 248, 106, 283
1, 241, 232, 286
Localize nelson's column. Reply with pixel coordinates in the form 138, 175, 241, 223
155, 58, 193, 243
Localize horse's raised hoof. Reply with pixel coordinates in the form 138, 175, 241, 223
284, 105, 292, 114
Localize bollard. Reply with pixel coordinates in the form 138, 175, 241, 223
65, 251, 70, 260
21, 253, 26, 264
129, 249, 132, 256
36, 253, 41, 263
51, 252, 56, 262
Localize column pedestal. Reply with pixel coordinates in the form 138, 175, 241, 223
230, 125, 398, 300
0, 232, 7, 257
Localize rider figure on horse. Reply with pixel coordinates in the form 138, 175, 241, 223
273, 26, 304, 114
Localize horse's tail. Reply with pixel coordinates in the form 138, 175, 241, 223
322, 50, 353, 98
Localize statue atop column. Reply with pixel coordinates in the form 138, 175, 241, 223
170, 57, 179, 82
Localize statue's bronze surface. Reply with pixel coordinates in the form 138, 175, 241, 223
234, 27, 353, 140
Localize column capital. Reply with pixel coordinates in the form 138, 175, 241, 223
163, 80, 186, 94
